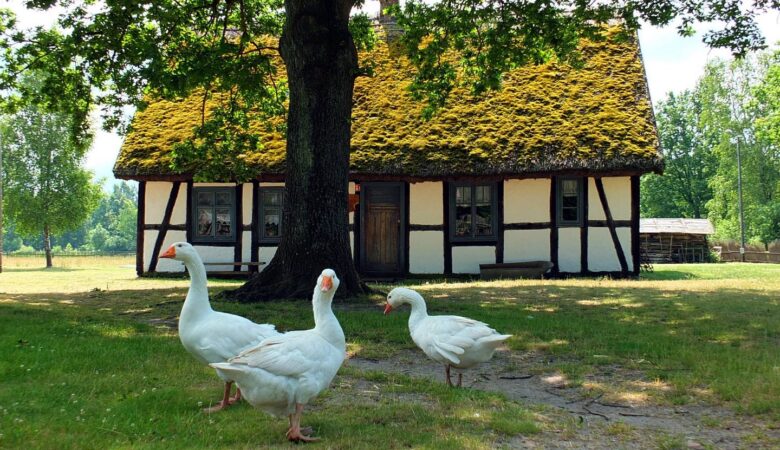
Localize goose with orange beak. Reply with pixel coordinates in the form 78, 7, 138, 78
385, 287, 511, 387
159, 242, 279, 412
211, 269, 345, 442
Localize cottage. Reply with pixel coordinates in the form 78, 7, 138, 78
114, 28, 662, 278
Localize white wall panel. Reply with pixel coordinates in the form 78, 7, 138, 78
409, 231, 444, 273
145, 230, 188, 272
588, 177, 631, 221
242, 183, 253, 225
588, 227, 633, 272
504, 179, 550, 223
410, 182, 443, 225
452, 246, 495, 274
503, 229, 551, 262
557, 228, 580, 273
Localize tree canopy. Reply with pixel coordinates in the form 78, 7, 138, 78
642, 50, 780, 248
2, 0, 779, 296
0, 101, 102, 267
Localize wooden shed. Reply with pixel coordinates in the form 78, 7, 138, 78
640, 218, 714, 263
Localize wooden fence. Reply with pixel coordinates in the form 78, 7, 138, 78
713, 240, 780, 263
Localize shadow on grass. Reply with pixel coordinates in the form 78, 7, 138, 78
3, 280, 780, 416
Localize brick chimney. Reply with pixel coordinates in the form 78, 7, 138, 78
378, 0, 401, 39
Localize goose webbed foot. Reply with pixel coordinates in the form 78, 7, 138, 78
286, 404, 319, 442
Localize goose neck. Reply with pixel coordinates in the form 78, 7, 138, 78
180, 255, 212, 318
405, 295, 428, 329
313, 289, 345, 348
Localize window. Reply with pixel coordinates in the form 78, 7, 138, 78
557, 177, 583, 226
259, 187, 284, 242
192, 188, 235, 242
450, 183, 497, 241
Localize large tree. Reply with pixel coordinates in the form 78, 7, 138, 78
641, 90, 716, 218
2, 1, 778, 298
702, 54, 780, 248
1, 104, 101, 267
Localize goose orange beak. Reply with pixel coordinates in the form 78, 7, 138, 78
321, 275, 333, 292
384, 303, 393, 315
159, 245, 176, 259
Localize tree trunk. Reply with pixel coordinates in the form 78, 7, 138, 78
223, 0, 367, 301
43, 224, 53, 268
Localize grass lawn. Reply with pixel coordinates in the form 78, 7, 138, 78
1, 256, 779, 448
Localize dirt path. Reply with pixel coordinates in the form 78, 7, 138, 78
348, 349, 779, 449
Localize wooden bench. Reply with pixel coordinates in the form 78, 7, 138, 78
201, 261, 266, 278
203, 262, 266, 268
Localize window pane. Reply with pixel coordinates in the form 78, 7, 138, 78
215, 191, 232, 206
263, 208, 281, 237
263, 190, 282, 206
215, 208, 232, 236
475, 204, 493, 236
562, 207, 578, 222
197, 208, 213, 236
197, 192, 214, 207
455, 186, 471, 206
475, 185, 491, 204
562, 195, 578, 208
562, 179, 578, 196
455, 205, 471, 236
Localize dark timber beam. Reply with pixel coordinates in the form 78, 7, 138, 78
581, 178, 589, 273
148, 182, 182, 273
251, 182, 260, 273
631, 176, 640, 275
234, 184, 243, 272
594, 178, 629, 273
550, 177, 559, 275
136, 181, 146, 276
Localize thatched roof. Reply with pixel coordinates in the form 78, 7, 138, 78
114, 29, 662, 181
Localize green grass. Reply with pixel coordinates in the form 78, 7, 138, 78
1, 258, 780, 448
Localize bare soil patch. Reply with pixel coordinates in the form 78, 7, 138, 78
348, 349, 780, 449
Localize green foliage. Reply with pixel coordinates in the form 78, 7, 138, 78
641, 90, 715, 218
1, 0, 777, 176
701, 54, 780, 247
0, 101, 101, 241
642, 51, 780, 247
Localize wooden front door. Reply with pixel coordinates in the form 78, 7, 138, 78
360, 183, 405, 275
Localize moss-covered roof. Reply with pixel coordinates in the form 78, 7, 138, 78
115, 30, 662, 180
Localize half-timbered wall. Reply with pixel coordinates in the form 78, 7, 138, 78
137, 176, 638, 277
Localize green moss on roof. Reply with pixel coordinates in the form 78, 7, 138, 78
115, 28, 661, 179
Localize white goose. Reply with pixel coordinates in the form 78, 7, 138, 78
159, 242, 279, 412
384, 287, 512, 387
211, 269, 346, 443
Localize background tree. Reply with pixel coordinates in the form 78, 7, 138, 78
2, 1, 778, 298
703, 55, 780, 248
1, 103, 101, 267
641, 90, 715, 218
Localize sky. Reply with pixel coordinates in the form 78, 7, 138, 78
5, 1, 780, 191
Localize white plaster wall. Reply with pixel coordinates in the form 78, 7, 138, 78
242, 183, 253, 225
144, 229, 188, 272
258, 246, 278, 269
350, 231, 355, 257
145, 182, 187, 225
410, 182, 443, 225
503, 229, 551, 262
588, 227, 633, 272
242, 231, 252, 267
557, 228, 581, 273
192, 245, 236, 272
588, 177, 631, 221
409, 231, 444, 273
452, 246, 495, 274
504, 179, 550, 223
